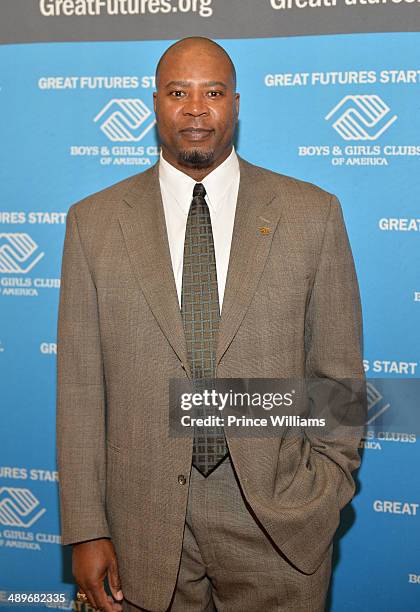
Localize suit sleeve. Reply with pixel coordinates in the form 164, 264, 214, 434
56, 206, 110, 545
280, 194, 367, 572
304, 194, 366, 507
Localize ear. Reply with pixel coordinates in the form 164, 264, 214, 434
235, 92, 240, 117
153, 91, 157, 113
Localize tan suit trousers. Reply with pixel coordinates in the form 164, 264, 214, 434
122, 454, 332, 612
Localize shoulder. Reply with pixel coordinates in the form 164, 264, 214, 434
237, 155, 337, 221
67, 163, 157, 223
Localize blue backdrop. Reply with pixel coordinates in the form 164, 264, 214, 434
1, 33, 419, 611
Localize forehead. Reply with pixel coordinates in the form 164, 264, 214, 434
158, 47, 234, 85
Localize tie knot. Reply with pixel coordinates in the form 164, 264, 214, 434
193, 183, 206, 199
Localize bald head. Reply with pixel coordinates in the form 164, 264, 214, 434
153, 36, 240, 180
155, 37, 236, 90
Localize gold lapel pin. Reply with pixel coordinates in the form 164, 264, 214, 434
258, 226, 271, 236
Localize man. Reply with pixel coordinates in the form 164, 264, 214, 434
56, 37, 366, 612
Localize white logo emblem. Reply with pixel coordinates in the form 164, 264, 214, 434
0, 487, 46, 527
0, 233, 45, 273
325, 95, 397, 140
94, 98, 157, 142
366, 382, 391, 425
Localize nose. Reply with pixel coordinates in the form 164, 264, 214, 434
182, 92, 209, 117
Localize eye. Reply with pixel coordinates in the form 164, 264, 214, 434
207, 91, 223, 97
169, 90, 185, 97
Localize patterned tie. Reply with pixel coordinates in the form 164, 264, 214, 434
181, 182, 228, 476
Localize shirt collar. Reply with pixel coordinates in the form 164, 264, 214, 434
159, 146, 239, 215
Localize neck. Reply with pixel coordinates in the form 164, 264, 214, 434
161, 146, 233, 181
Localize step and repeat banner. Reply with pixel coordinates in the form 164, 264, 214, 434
1, 1, 419, 611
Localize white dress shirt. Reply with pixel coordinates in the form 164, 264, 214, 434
158, 146, 240, 313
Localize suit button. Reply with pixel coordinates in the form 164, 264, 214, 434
177, 474, 187, 485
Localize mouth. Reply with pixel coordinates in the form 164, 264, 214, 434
179, 128, 214, 141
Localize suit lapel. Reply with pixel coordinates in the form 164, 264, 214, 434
118, 163, 192, 379
215, 156, 283, 368
118, 156, 283, 378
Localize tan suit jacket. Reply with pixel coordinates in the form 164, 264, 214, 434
56, 155, 366, 611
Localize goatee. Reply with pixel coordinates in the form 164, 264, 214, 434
178, 149, 215, 169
